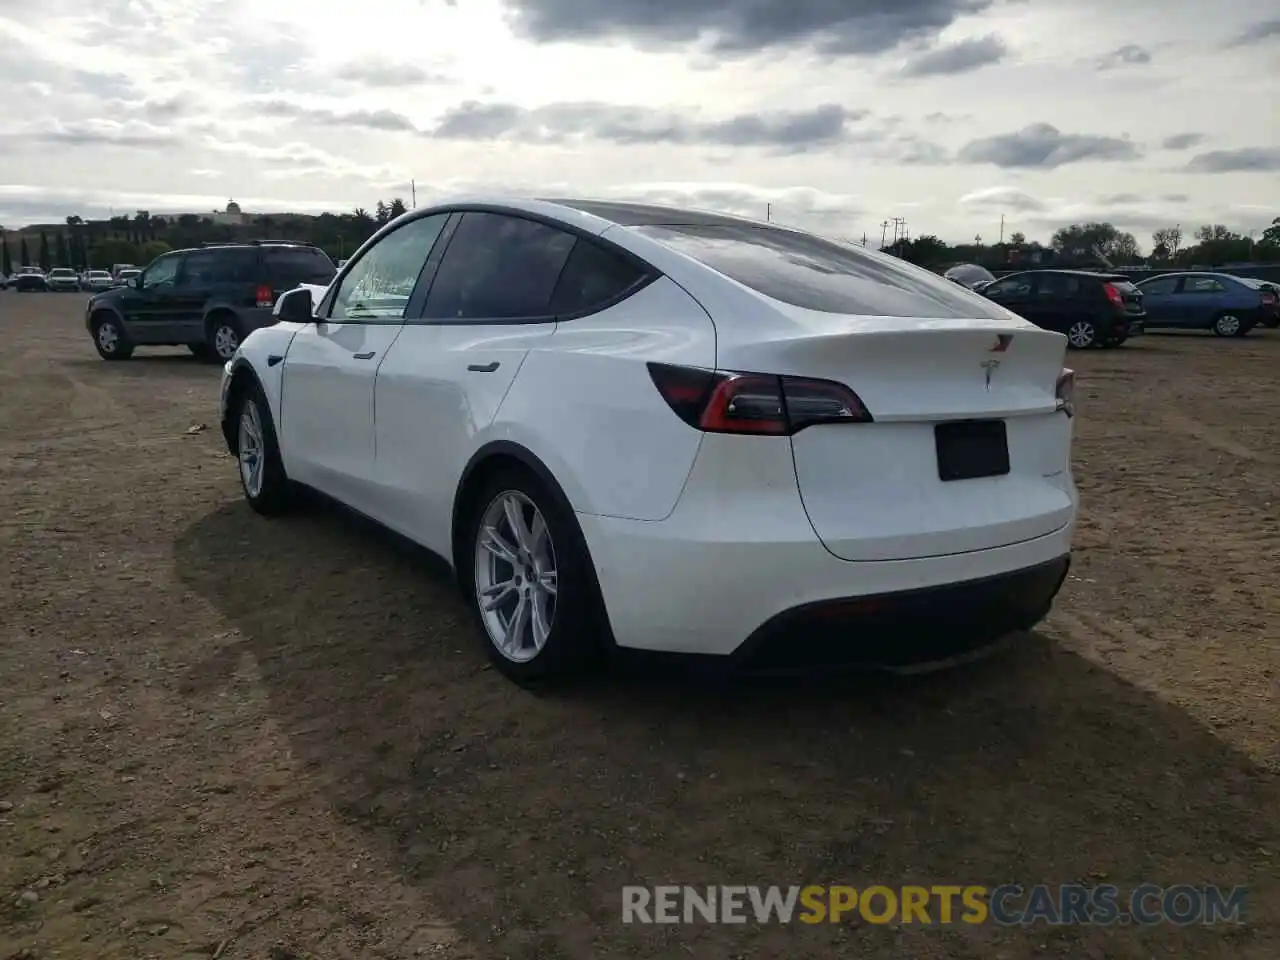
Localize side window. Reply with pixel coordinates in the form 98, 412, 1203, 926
329, 213, 449, 322
422, 212, 576, 321
176, 250, 222, 287
1140, 276, 1178, 295
263, 246, 337, 287
986, 275, 1031, 298
548, 239, 648, 315
141, 254, 181, 288
1036, 274, 1079, 297
1184, 277, 1225, 293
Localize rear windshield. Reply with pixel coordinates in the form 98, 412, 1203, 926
50, 269, 75, 275
632, 222, 1007, 318
262, 246, 336, 286
1109, 280, 1140, 294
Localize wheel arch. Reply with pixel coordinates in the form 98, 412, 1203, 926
451, 441, 577, 568
221, 357, 266, 455
451, 440, 616, 648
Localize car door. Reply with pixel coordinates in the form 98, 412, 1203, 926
981, 273, 1036, 323
372, 211, 583, 556
1174, 275, 1226, 327
171, 249, 226, 342
121, 253, 184, 342
279, 212, 452, 512
1136, 275, 1180, 327
1028, 272, 1079, 335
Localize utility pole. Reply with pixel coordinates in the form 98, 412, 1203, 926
766, 203, 771, 222
890, 216, 906, 245
999, 214, 1005, 244
411, 180, 416, 208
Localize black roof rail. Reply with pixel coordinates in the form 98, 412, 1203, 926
197, 239, 322, 248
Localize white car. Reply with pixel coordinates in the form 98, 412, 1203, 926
82, 269, 114, 292
219, 198, 1077, 684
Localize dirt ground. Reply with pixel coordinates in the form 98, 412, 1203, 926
1, 292, 1277, 960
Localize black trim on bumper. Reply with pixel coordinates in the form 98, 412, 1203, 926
732, 555, 1070, 671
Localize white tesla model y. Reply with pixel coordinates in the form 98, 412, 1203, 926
219, 198, 1077, 684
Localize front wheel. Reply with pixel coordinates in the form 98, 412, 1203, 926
1066, 321, 1097, 349
234, 384, 291, 515
91, 314, 134, 360
462, 469, 604, 685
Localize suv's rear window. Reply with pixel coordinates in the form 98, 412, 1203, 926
1109, 280, 1140, 294
262, 246, 336, 287
632, 222, 1006, 318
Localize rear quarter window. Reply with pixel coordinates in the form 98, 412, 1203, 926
632, 222, 1007, 319
263, 247, 336, 286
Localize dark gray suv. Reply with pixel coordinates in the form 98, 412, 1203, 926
85, 242, 337, 362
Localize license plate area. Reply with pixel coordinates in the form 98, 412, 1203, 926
935, 420, 1010, 482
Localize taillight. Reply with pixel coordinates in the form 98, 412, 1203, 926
1262, 292, 1277, 306
1102, 283, 1124, 308
1056, 368, 1075, 418
646, 362, 873, 436
255, 284, 273, 308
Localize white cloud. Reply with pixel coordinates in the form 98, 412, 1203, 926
0, 0, 1277, 242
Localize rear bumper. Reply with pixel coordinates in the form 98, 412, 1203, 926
734, 555, 1069, 670
577, 435, 1077, 659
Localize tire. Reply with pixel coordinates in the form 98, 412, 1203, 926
460, 466, 605, 685
233, 382, 291, 516
1212, 313, 1243, 337
205, 313, 243, 363
1066, 320, 1097, 349
91, 312, 134, 360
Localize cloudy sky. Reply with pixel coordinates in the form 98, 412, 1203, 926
0, 0, 1276, 244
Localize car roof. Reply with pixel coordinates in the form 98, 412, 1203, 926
1004, 269, 1128, 281
171, 241, 319, 256
543, 198, 774, 228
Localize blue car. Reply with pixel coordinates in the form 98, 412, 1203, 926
1135, 272, 1271, 337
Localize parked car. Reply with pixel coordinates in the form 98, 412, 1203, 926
112, 268, 141, 287
980, 269, 1144, 348
86, 241, 337, 362
81, 269, 114, 292
1234, 277, 1279, 328
46, 267, 81, 292
111, 263, 137, 279
1135, 272, 1271, 337
219, 198, 1077, 685
11, 266, 49, 293
943, 263, 996, 290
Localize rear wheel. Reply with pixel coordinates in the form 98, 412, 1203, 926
205, 314, 243, 362
461, 467, 604, 685
91, 313, 134, 360
1066, 320, 1097, 349
1212, 313, 1242, 337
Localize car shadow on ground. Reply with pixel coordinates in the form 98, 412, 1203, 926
62, 354, 216, 378
173, 501, 1278, 960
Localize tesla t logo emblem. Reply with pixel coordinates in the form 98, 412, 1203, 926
991, 334, 1014, 352
981, 359, 1000, 389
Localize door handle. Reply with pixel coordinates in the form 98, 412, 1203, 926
467, 361, 500, 373
353, 351, 376, 360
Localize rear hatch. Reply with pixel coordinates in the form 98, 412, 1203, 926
1102, 275, 1144, 317
721, 315, 1075, 562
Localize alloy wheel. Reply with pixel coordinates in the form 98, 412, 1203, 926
1214, 314, 1241, 336
214, 324, 239, 360
1067, 322, 1095, 348
473, 491, 559, 663
97, 321, 119, 353
238, 399, 265, 498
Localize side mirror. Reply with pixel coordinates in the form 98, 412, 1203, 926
132, 276, 143, 289
275, 286, 314, 323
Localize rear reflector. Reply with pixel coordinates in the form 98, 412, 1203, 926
647, 362, 873, 436
1102, 283, 1124, 308
255, 284, 274, 308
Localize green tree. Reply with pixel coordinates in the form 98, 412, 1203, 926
138, 240, 172, 263
1259, 217, 1280, 251
1050, 221, 1140, 263
387, 197, 408, 219
1, 234, 12, 276
1008, 231, 1026, 246
19, 237, 30, 266
38, 231, 51, 270
374, 200, 390, 224
56, 233, 71, 267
